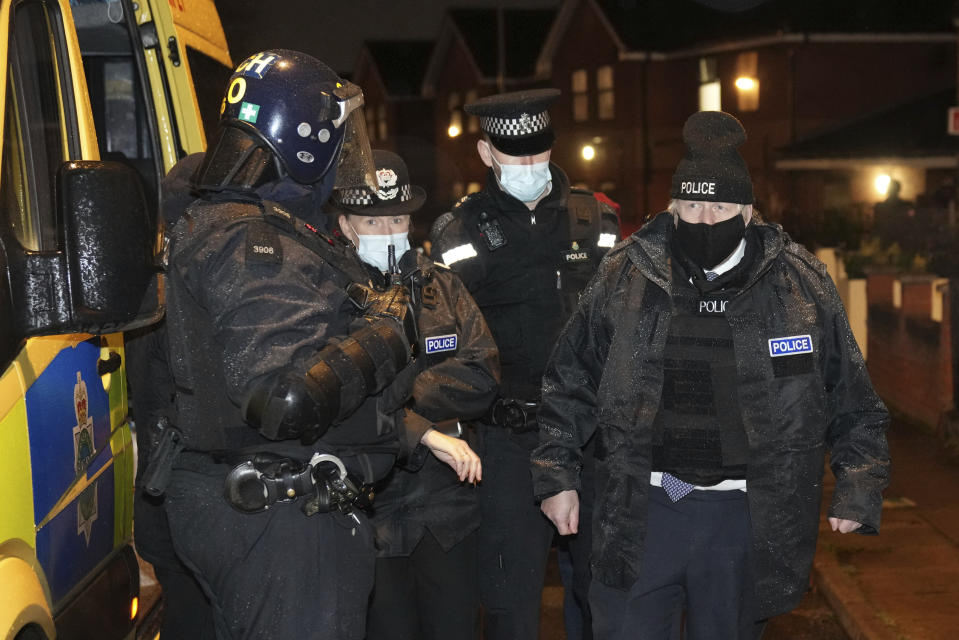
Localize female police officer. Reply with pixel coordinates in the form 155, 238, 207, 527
332, 150, 499, 640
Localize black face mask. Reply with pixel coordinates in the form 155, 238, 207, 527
675, 214, 746, 270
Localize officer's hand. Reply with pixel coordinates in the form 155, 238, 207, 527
420, 429, 482, 483
828, 517, 863, 534
348, 282, 418, 348
541, 490, 579, 535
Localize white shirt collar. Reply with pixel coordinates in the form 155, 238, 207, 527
709, 237, 747, 276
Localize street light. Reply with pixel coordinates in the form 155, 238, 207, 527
581, 144, 595, 161
735, 76, 756, 91
875, 173, 891, 197
448, 110, 462, 138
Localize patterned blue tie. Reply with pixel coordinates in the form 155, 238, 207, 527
661, 473, 696, 502
705, 270, 719, 281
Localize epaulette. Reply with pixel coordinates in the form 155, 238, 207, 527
453, 191, 488, 209
598, 200, 618, 219
430, 211, 456, 239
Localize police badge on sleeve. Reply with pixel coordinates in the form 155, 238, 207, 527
425, 334, 458, 354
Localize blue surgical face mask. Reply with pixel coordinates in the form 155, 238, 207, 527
348, 224, 410, 272
490, 152, 552, 203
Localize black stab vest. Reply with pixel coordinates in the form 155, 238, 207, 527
650, 263, 748, 486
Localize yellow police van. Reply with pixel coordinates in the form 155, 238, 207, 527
0, 0, 230, 638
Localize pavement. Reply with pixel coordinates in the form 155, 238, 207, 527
811, 419, 959, 640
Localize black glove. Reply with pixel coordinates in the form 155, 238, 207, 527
348, 282, 418, 350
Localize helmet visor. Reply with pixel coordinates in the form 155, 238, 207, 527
332, 85, 377, 195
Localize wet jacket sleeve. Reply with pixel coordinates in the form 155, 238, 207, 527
397, 271, 500, 467
531, 258, 617, 500
819, 270, 891, 534
411, 272, 499, 423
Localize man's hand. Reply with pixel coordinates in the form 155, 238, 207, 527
828, 517, 863, 534
420, 429, 482, 483
541, 490, 579, 535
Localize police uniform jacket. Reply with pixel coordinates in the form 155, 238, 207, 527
370, 250, 499, 556
165, 198, 414, 481
530, 211, 890, 619
429, 164, 619, 421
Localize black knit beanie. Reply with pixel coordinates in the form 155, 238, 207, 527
670, 111, 754, 204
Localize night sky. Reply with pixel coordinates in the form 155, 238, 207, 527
215, 0, 558, 74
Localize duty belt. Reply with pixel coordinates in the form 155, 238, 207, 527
222, 452, 375, 518
490, 398, 540, 433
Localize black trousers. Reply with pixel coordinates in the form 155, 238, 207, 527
476, 425, 555, 640
134, 492, 215, 640
366, 530, 479, 640
165, 460, 374, 640
589, 486, 765, 640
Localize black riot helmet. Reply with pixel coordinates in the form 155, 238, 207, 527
195, 49, 376, 198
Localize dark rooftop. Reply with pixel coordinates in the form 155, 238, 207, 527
598, 0, 956, 53
449, 8, 556, 78
363, 41, 435, 97
778, 87, 959, 160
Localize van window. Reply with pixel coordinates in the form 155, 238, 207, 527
74, 0, 162, 204
1, 0, 70, 251
186, 46, 232, 143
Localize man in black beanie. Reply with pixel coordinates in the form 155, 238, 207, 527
532, 110, 890, 639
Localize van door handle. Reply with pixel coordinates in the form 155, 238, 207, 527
98, 352, 122, 376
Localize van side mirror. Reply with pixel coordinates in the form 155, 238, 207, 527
60, 160, 163, 332
0, 161, 162, 354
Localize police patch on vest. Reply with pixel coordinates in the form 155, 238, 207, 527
563, 247, 590, 263
768, 334, 813, 357
425, 334, 457, 354
698, 298, 728, 314
246, 222, 283, 265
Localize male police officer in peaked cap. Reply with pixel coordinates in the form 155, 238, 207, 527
332, 149, 499, 640
430, 88, 620, 640
533, 110, 891, 639
156, 50, 424, 639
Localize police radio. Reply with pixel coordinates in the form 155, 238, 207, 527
387, 244, 401, 286
477, 211, 507, 251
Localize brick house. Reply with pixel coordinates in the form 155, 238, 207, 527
536, 0, 956, 232
350, 40, 436, 239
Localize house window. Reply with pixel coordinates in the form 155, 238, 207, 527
466, 89, 479, 133
698, 57, 721, 112
572, 69, 588, 122
734, 51, 759, 112
597, 65, 614, 120
467, 181, 481, 194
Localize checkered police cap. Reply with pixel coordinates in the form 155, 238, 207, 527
480, 111, 551, 138
336, 183, 414, 206
465, 88, 560, 156
332, 149, 426, 217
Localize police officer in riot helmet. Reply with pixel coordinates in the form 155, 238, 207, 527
332, 149, 499, 639
155, 50, 418, 639
429, 89, 621, 640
